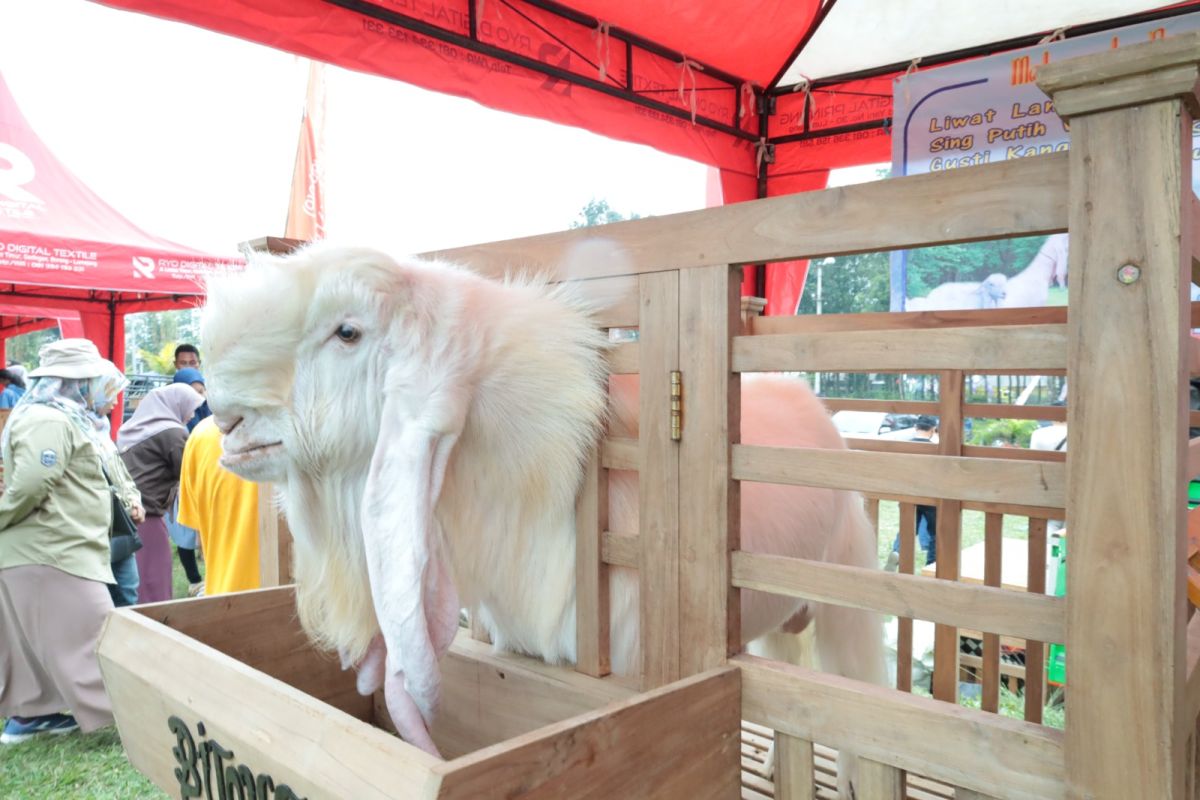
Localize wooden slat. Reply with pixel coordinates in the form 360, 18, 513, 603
607, 342, 639, 374
424, 152, 1068, 280
776, 733, 816, 800
961, 499, 1064, 520
468, 609, 491, 645
580, 275, 639, 328
865, 493, 1064, 520
437, 667, 741, 800
820, 397, 939, 415
982, 513, 1004, 714
737, 655, 1065, 800
732, 446, 1066, 509
1190, 436, 1200, 479
1024, 518, 1048, 725
256, 484, 292, 587
601, 437, 638, 471
897, 502, 917, 693
933, 371, 964, 704
963, 403, 1066, 422
601, 531, 639, 568
1038, 65, 1191, 798
638, 270, 680, 689
429, 634, 634, 757
732, 326, 1066, 374
843, 437, 937, 455
858, 758, 905, 799
961, 444, 1066, 463
751, 305, 1067, 335
679, 265, 740, 676
574, 448, 610, 677
731, 552, 1065, 644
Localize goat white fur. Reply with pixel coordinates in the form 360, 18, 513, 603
201, 244, 884, 796
906, 272, 1007, 311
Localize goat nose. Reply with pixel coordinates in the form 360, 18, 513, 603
214, 414, 243, 436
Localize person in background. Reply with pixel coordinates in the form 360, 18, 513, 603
885, 415, 939, 571
172, 367, 211, 433
0, 340, 122, 743
0, 366, 25, 409
173, 344, 201, 372
86, 362, 146, 607
166, 368, 208, 595
117, 384, 204, 603
178, 416, 261, 595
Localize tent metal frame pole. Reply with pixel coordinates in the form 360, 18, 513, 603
322, 0, 759, 142
768, 116, 892, 147
770, 1, 1200, 96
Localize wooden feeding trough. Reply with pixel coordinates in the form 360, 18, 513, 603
101, 35, 1200, 800
97, 587, 741, 799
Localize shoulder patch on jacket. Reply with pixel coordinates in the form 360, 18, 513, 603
40, 449, 57, 467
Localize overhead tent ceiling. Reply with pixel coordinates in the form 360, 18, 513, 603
90, 0, 1197, 310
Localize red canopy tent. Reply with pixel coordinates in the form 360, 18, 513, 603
0, 69, 243, 415
89, 1, 1200, 313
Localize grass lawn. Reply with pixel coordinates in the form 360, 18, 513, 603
0, 556, 198, 799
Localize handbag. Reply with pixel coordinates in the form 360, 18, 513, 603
102, 464, 142, 561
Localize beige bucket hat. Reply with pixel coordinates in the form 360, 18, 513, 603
29, 338, 110, 379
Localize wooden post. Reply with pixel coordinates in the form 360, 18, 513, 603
981, 512, 1003, 714
896, 502, 917, 692
1040, 35, 1200, 799
638, 270, 681, 688
574, 447, 609, 675
775, 734, 815, 800
678, 265, 740, 676
932, 370, 964, 702
257, 484, 293, 587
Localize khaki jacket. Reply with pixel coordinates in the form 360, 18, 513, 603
0, 405, 114, 584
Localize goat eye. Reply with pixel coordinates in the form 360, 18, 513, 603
335, 323, 362, 344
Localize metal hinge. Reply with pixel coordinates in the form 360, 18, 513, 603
670, 370, 683, 442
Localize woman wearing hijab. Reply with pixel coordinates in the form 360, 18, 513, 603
118, 383, 204, 604
0, 339, 126, 744
88, 362, 146, 607
172, 367, 211, 433
168, 368, 208, 595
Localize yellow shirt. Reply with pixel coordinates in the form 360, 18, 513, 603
177, 417, 260, 594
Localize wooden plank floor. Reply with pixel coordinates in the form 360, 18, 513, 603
741, 722, 957, 800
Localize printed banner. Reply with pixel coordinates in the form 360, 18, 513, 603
890, 13, 1200, 311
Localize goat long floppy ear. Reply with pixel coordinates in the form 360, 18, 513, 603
361, 385, 465, 756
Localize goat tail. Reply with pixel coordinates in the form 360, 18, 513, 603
814, 490, 888, 688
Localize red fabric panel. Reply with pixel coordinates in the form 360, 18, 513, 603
0, 72, 243, 295
762, 169, 828, 317
94, 0, 759, 175
569, 0, 820, 86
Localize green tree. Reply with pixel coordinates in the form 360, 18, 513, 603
570, 198, 642, 229
796, 251, 890, 316
137, 342, 179, 376
905, 235, 1046, 299
5, 327, 59, 369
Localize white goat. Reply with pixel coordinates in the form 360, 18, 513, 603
907, 272, 1007, 311
1001, 233, 1069, 308
201, 244, 884, 798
